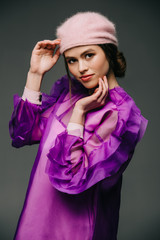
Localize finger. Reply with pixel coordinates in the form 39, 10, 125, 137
103, 76, 109, 100
96, 77, 108, 105
92, 78, 103, 99
97, 78, 106, 101
50, 47, 61, 66
103, 75, 109, 93
52, 47, 61, 61
44, 44, 52, 50
102, 77, 108, 95
33, 41, 43, 50
100, 76, 108, 98
35, 39, 61, 50
51, 39, 61, 44
33, 41, 48, 50
44, 39, 61, 46
93, 88, 99, 93
42, 39, 61, 45
47, 41, 61, 52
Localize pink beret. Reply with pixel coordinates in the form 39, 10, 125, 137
56, 12, 118, 54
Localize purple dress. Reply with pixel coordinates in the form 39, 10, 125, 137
9, 75, 148, 240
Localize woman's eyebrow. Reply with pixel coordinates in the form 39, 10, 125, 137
65, 49, 95, 59
80, 49, 95, 56
65, 56, 75, 60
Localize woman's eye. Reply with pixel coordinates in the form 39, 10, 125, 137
68, 59, 76, 64
86, 53, 94, 59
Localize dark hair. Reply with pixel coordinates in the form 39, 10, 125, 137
98, 43, 126, 78
63, 43, 127, 95
64, 56, 73, 97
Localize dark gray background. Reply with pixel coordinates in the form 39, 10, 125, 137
1, 0, 159, 239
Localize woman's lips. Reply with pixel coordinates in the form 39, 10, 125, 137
80, 74, 94, 81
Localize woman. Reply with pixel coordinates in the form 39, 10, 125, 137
9, 12, 148, 240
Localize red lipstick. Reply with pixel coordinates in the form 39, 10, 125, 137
80, 74, 94, 81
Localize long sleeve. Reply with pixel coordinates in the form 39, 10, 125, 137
9, 76, 68, 148
67, 122, 84, 139
45, 86, 148, 194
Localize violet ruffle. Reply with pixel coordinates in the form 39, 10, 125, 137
9, 76, 69, 148
9, 96, 43, 147
46, 87, 148, 194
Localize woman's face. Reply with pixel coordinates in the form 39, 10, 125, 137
64, 45, 109, 89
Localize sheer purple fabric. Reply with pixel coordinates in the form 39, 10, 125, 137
9, 75, 148, 240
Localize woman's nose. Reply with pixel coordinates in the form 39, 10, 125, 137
78, 60, 88, 73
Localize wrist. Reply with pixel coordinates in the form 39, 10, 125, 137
74, 104, 85, 114
74, 102, 87, 114
69, 106, 86, 126
26, 70, 43, 92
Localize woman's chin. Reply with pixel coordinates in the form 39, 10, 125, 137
81, 81, 99, 90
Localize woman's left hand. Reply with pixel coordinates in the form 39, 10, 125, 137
68, 76, 108, 126
75, 75, 109, 113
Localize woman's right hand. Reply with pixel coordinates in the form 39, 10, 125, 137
29, 39, 61, 75
25, 39, 61, 91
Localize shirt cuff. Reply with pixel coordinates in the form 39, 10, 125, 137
22, 86, 42, 105
67, 123, 84, 139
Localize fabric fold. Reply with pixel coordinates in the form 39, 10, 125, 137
46, 87, 148, 194
9, 96, 43, 147
9, 75, 148, 240
9, 75, 69, 147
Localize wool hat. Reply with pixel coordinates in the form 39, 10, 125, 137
56, 11, 118, 54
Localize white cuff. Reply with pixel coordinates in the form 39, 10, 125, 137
67, 122, 84, 139
22, 87, 42, 105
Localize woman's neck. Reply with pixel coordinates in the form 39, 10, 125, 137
88, 72, 119, 95
107, 71, 119, 90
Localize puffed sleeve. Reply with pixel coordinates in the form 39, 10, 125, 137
9, 75, 68, 148
45, 87, 148, 194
